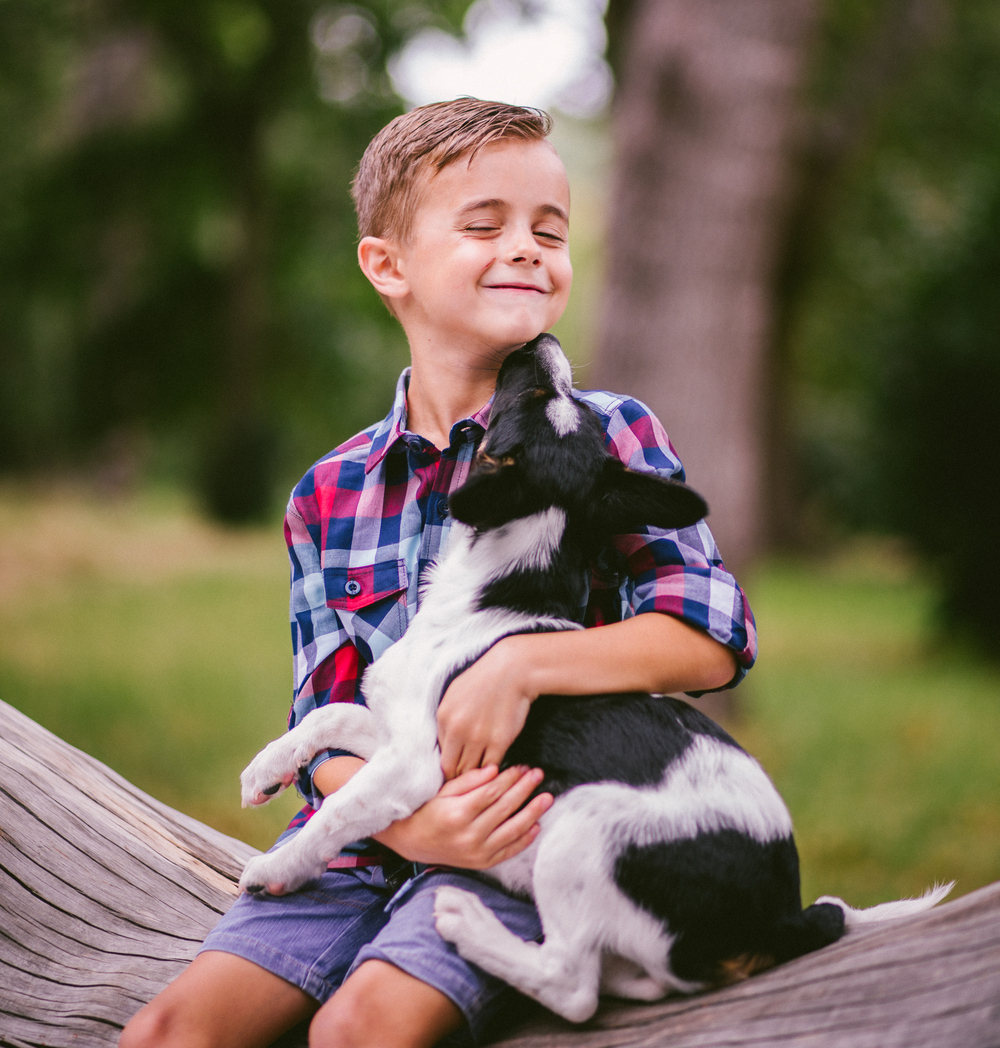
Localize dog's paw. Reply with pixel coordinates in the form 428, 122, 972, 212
240, 740, 300, 807
434, 886, 503, 951
238, 849, 325, 897
293, 739, 322, 769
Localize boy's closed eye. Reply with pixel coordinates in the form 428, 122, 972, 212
461, 219, 565, 240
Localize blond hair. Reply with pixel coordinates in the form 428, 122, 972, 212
352, 97, 552, 243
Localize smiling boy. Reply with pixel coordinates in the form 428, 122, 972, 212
121, 99, 755, 1048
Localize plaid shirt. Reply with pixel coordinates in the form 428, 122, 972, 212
283, 368, 757, 830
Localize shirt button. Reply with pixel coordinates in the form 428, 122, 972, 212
344, 579, 362, 597
438, 500, 449, 520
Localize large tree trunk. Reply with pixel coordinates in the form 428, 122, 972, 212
593, 0, 819, 572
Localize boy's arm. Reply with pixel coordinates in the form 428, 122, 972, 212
438, 393, 754, 779
313, 755, 553, 868
437, 613, 735, 778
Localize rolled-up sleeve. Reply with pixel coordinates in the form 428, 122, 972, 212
593, 393, 757, 690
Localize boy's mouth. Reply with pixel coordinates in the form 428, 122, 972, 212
484, 283, 546, 293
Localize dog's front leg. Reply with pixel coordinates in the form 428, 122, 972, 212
240, 703, 380, 807
239, 743, 443, 895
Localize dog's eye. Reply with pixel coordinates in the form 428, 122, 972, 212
475, 452, 516, 472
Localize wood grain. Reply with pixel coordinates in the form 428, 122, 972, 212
0, 699, 255, 1048
1, 698, 998, 1048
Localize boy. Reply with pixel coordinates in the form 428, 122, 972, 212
121, 98, 755, 1048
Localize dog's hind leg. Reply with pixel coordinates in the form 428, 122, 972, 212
436, 796, 635, 1022
434, 885, 602, 1023
598, 956, 672, 1002
240, 703, 380, 807
437, 787, 702, 1021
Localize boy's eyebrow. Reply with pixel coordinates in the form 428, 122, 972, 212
456, 199, 569, 223
538, 203, 569, 223
457, 198, 507, 216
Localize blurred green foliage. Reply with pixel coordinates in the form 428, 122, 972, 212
788, 0, 1000, 651
0, 0, 470, 521
3, 0, 1000, 652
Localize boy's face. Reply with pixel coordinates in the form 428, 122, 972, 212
391, 139, 572, 355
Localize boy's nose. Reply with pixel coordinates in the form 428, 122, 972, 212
508, 242, 541, 266
505, 227, 541, 265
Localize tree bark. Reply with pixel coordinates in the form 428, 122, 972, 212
765, 0, 946, 548
593, 0, 819, 572
2, 698, 999, 1048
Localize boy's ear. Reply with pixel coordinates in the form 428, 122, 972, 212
592, 460, 708, 536
448, 458, 532, 530
358, 236, 408, 301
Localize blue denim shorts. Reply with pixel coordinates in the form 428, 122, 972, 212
199, 864, 542, 1043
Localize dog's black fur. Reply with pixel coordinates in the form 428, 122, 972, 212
241, 333, 947, 1019
447, 337, 844, 986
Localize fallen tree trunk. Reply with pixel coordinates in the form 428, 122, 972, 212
1, 698, 998, 1048
0, 698, 257, 1047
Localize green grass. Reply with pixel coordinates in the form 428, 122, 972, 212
1, 488, 997, 901
0, 485, 303, 849
735, 550, 1000, 906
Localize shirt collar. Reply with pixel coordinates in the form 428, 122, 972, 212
364, 367, 493, 475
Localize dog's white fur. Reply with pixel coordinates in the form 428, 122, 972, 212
240, 508, 951, 1020
239, 509, 581, 895
240, 345, 952, 1022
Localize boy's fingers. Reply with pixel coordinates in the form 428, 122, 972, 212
442, 741, 482, 779
462, 765, 529, 811
439, 739, 463, 780
489, 792, 553, 847
475, 768, 545, 827
482, 740, 511, 771
436, 764, 497, 797
454, 743, 489, 779
484, 820, 544, 866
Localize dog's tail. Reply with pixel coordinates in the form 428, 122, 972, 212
768, 901, 847, 964
814, 881, 954, 931
766, 881, 953, 968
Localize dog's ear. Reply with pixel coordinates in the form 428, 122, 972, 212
448, 456, 534, 530
591, 460, 707, 535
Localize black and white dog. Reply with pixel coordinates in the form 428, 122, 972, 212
239, 334, 949, 1023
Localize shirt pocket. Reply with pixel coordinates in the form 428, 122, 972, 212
324, 559, 408, 611
323, 560, 409, 656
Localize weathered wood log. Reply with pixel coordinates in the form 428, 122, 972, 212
494, 884, 1000, 1047
2, 697, 999, 1048
0, 698, 259, 1047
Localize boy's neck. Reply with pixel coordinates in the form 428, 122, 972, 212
405, 337, 508, 451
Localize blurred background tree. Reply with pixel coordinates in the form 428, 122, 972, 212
0, 0, 468, 523
2, 0, 1000, 648
784, 0, 1000, 653
599, 0, 1000, 653
595, 0, 820, 574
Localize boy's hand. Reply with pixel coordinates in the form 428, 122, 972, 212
375, 764, 552, 868
437, 636, 535, 779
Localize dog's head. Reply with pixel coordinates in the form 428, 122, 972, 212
448, 333, 708, 539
